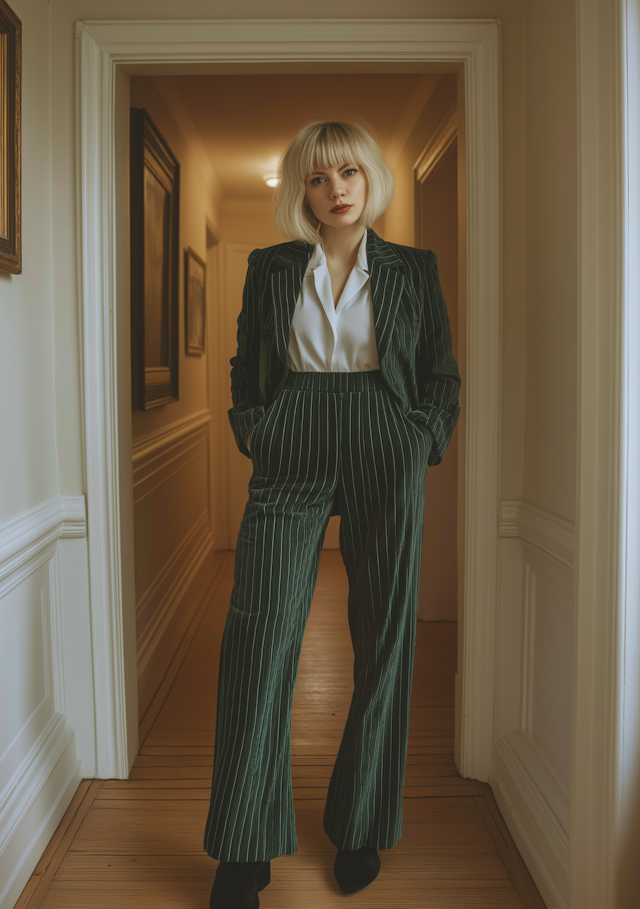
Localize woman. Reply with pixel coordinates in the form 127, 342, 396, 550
204, 120, 461, 909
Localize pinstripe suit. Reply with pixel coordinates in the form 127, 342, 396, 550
203, 229, 460, 862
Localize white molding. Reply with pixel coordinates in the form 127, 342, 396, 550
499, 499, 575, 569
0, 495, 86, 585
75, 17, 501, 783
618, 3, 640, 908
414, 101, 458, 182
573, 2, 625, 906
136, 512, 213, 678
77, 18, 503, 59
76, 21, 131, 779
131, 408, 211, 471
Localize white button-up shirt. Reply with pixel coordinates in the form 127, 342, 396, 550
244, 229, 379, 448
287, 227, 380, 373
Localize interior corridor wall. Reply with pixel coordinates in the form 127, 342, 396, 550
0, 2, 88, 907
128, 76, 221, 713
490, 2, 579, 907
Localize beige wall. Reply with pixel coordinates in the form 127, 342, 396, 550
0, 0, 58, 523
523, 0, 578, 522
128, 76, 220, 707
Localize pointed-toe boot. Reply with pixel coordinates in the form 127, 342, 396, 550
209, 860, 271, 909
334, 846, 380, 894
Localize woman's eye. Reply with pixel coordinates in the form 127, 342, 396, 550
343, 168, 357, 177
310, 176, 324, 185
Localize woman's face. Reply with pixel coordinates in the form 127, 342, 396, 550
303, 162, 367, 231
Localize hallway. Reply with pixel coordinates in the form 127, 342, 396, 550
18, 551, 543, 909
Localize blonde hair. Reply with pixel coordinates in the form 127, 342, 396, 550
274, 120, 394, 245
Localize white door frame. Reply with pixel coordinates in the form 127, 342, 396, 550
75, 18, 501, 780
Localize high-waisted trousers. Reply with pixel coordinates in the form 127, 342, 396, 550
203, 369, 431, 862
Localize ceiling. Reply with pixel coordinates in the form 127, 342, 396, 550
151, 73, 441, 200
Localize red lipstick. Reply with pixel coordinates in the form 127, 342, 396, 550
330, 204, 352, 214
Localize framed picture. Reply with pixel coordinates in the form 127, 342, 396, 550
185, 247, 206, 356
0, 0, 21, 274
130, 107, 180, 410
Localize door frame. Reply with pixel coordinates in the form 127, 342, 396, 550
75, 17, 501, 780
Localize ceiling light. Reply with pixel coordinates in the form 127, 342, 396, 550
263, 173, 279, 187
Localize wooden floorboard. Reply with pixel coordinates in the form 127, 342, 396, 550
16, 549, 545, 908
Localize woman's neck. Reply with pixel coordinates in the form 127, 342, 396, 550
319, 223, 366, 267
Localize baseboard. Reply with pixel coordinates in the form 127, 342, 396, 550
492, 733, 569, 909
0, 718, 80, 909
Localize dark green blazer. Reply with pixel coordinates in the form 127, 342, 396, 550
228, 228, 461, 469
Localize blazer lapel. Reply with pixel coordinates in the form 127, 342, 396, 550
270, 243, 313, 367
366, 229, 406, 366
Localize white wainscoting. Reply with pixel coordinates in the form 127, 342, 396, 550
0, 495, 89, 909
132, 410, 215, 707
494, 500, 575, 909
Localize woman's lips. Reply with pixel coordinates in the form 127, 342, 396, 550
330, 204, 352, 214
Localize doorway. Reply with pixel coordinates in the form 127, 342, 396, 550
76, 18, 501, 785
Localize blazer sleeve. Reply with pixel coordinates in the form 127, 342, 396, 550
410, 250, 461, 467
227, 248, 266, 459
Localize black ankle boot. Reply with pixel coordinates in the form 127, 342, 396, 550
209, 860, 271, 909
334, 846, 380, 894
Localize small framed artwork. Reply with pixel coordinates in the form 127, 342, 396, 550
130, 107, 180, 410
0, 0, 21, 274
185, 247, 206, 356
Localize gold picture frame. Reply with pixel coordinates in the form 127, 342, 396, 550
0, 0, 21, 274
185, 247, 206, 356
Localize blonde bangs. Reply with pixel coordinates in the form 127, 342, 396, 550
274, 121, 394, 245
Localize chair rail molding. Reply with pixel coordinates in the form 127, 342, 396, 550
75, 17, 501, 781
499, 499, 575, 570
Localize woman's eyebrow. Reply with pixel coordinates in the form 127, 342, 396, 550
309, 163, 352, 175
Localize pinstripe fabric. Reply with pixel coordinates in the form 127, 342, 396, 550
203, 369, 432, 862
226, 229, 461, 478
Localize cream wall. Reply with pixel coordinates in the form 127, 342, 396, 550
127, 76, 220, 711
523, 0, 578, 522
0, 3, 88, 907
0, 0, 57, 523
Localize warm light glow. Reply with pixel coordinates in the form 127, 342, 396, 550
263, 173, 279, 187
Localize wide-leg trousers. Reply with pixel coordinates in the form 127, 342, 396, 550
203, 370, 432, 862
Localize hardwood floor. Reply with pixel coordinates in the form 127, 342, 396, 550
16, 550, 545, 909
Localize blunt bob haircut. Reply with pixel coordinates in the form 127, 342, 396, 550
274, 120, 394, 246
